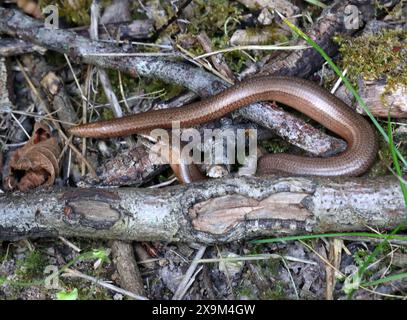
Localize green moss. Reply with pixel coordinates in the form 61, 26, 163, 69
15, 251, 47, 281
376, 0, 406, 19
353, 248, 371, 267
141, 78, 184, 101
186, 0, 243, 36
367, 139, 393, 177
0, 241, 115, 300
237, 287, 257, 299
353, 243, 393, 281
336, 29, 407, 94
261, 282, 286, 300
99, 69, 140, 107
178, 0, 261, 74
352, 248, 376, 279
211, 35, 247, 74
368, 126, 407, 177
236, 259, 287, 300
73, 279, 112, 300
106, 70, 139, 93
260, 138, 291, 154
94, 72, 184, 121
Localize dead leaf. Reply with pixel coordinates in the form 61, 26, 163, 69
12, 0, 43, 19
4, 122, 60, 191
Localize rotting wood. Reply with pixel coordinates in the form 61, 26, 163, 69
336, 79, 407, 118
357, 79, 407, 118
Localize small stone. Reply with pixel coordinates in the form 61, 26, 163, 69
158, 258, 168, 267
113, 293, 124, 300
46, 247, 55, 256
258, 8, 274, 25
160, 266, 184, 294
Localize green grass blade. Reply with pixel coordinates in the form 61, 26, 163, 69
362, 272, 407, 287
252, 232, 407, 244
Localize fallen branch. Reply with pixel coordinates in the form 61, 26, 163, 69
110, 240, 146, 297
0, 176, 405, 243
0, 37, 45, 56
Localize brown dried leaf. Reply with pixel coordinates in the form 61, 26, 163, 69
5, 122, 60, 191
12, 0, 43, 19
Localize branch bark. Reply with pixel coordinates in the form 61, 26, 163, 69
355, 79, 407, 118
0, 176, 405, 243
0, 37, 45, 56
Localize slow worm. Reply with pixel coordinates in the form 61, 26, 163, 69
69, 76, 378, 180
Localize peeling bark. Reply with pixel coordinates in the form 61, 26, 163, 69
0, 176, 405, 243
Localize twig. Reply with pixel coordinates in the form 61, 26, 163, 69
10, 113, 30, 139
281, 257, 300, 300
172, 246, 206, 300
193, 44, 309, 60
196, 31, 235, 82
148, 177, 177, 188
90, 1, 142, 298
197, 254, 317, 266
62, 268, 148, 300
0, 176, 406, 242
58, 236, 81, 253
82, 52, 178, 57
80, 66, 92, 176
150, 0, 193, 41
89, 1, 134, 148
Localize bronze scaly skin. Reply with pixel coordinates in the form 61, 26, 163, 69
69, 77, 378, 180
